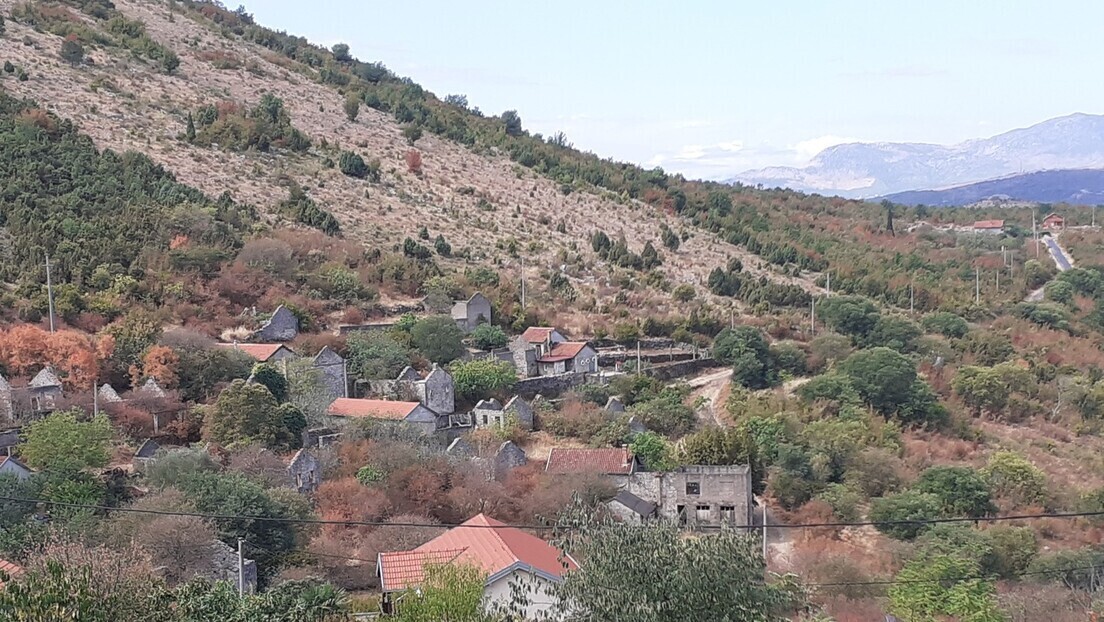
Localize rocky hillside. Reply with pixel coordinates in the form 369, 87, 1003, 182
0, 0, 817, 328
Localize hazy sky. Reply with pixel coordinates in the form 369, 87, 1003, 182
247, 1, 1103, 180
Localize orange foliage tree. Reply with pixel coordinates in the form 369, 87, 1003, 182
0, 326, 113, 390
130, 345, 180, 388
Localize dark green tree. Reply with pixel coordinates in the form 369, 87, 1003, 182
346, 332, 410, 379
837, 347, 917, 415
501, 109, 522, 136
343, 94, 360, 122
869, 490, 942, 540
714, 326, 774, 389
914, 466, 996, 518
470, 323, 508, 350
59, 36, 84, 66
338, 150, 368, 178
250, 363, 288, 402
411, 315, 466, 364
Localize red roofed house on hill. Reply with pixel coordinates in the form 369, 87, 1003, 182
327, 398, 438, 435
216, 342, 298, 364
378, 513, 577, 619
536, 341, 598, 376
1042, 213, 1065, 231
545, 447, 640, 487
0, 558, 22, 588
972, 219, 1005, 234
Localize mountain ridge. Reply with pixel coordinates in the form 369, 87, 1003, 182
878, 168, 1104, 207
731, 113, 1104, 198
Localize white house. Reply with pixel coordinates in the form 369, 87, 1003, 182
0, 456, 32, 481
378, 513, 576, 619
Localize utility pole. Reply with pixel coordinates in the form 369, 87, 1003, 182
45, 253, 55, 333
975, 268, 980, 305
909, 280, 914, 315
810, 297, 816, 336
826, 271, 831, 297
761, 503, 768, 570
1032, 210, 1040, 258
1094, 204, 1097, 228
635, 340, 641, 376
342, 359, 349, 398
93, 384, 99, 416
520, 256, 526, 310
237, 538, 245, 596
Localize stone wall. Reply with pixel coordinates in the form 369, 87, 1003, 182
513, 372, 593, 399
625, 465, 752, 526
641, 358, 719, 381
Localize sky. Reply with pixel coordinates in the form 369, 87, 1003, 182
246, 1, 1104, 180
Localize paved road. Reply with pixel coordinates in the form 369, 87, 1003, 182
1043, 235, 1073, 271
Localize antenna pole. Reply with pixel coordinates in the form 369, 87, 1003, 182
45, 253, 56, 333
975, 268, 980, 304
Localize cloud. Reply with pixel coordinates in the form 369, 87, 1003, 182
792, 135, 858, 159
650, 134, 871, 180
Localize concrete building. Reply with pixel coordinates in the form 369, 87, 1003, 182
28, 367, 63, 413
624, 465, 753, 527
378, 514, 576, 619
414, 365, 455, 416
451, 292, 492, 332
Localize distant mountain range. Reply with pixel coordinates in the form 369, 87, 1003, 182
880, 169, 1104, 206
730, 113, 1104, 199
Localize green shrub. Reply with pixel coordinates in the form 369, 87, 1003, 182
815, 483, 863, 522
470, 324, 508, 350
914, 466, 995, 518
981, 451, 1047, 509
921, 311, 969, 339
869, 490, 942, 540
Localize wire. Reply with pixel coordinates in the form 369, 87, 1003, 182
805, 563, 1104, 589
5, 494, 1104, 532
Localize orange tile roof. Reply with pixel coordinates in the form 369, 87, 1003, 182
520, 327, 556, 343
545, 447, 635, 475
216, 343, 293, 362
0, 559, 22, 588
538, 341, 589, 363
327, 398, 420, 420
378, 514, 576, 592
973, 219, 1005, 229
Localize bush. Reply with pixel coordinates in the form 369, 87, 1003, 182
816, 295, 879, 339
981, 451, 1047, 509
410, 315, 465, 364
627, 394, 696, 437
921, 311, 970, 339
338, 150, 368, 178
768, 341, 806, 376
869, 490, 942, 540
815, 483, 863, 522
59, 36, 84, 65
714, 326, 774, 389
863, 315, 922, 352
837, 347, 918, 415
470, 324, 507, 350
671, 284, 695, 302
914, 466, 995, 518
345, 332, 410, 380
629, 431, 675, 471
1044, 279, 1075, 305
449, 358, 516, 403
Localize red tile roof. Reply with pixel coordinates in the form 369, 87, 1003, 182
216, 343, 294, 362
378, 548, 466, 592
0, 559, 22, 588
327, 398, 420, 420
973, 219, 1005, 229
537, 341, 589, 363
520, 327, 556, 343
545, 447, 635, 475
378, 514, 576, 592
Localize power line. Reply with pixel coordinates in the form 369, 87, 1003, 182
805, 563, 1104, 589
6, 495, 1104, 533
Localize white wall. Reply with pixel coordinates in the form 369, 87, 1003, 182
483, 569, 560, 621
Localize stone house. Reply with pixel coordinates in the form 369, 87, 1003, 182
503, 396, 535, 430
216, 343, 299, 364
604, 396, 625, 413
973, 219, 1005, 234
1042, 213, 1065, 231
536, 342, 599, 376
312, 346, 347, 400
0, 455, 32, 481
471, 399, 503, 427
378, 513, 577, 620
138, 378, 167, 399
414, 365, 455, 415
518, 327, 567, 358
446, 436, 475, 456
504, 339, 539, 378
286, 448, 320, 494
327, 398, 439, 435
624, 465, 753, 527
608, 490, 656, 524
0, 429, 18, 457
97, 383, 123, 404
451, 292, 492, 332
28, 367, 63, 413
492, 441, 527, 481
132, 439, 161, 470
254, 305, 300, 342
545, 447, 640, 487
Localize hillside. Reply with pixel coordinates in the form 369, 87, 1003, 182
0, 0, 822, 331
880, 168, 1104, 207
732, 113, 1104, 198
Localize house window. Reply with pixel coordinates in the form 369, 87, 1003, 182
308, 469, 316, 484
685, 482, 701, 495
296, 473, 303, 488
696, 505, 711, 521
720, 505, 736, 522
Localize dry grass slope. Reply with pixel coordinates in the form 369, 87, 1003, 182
0, 0, 819, 326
